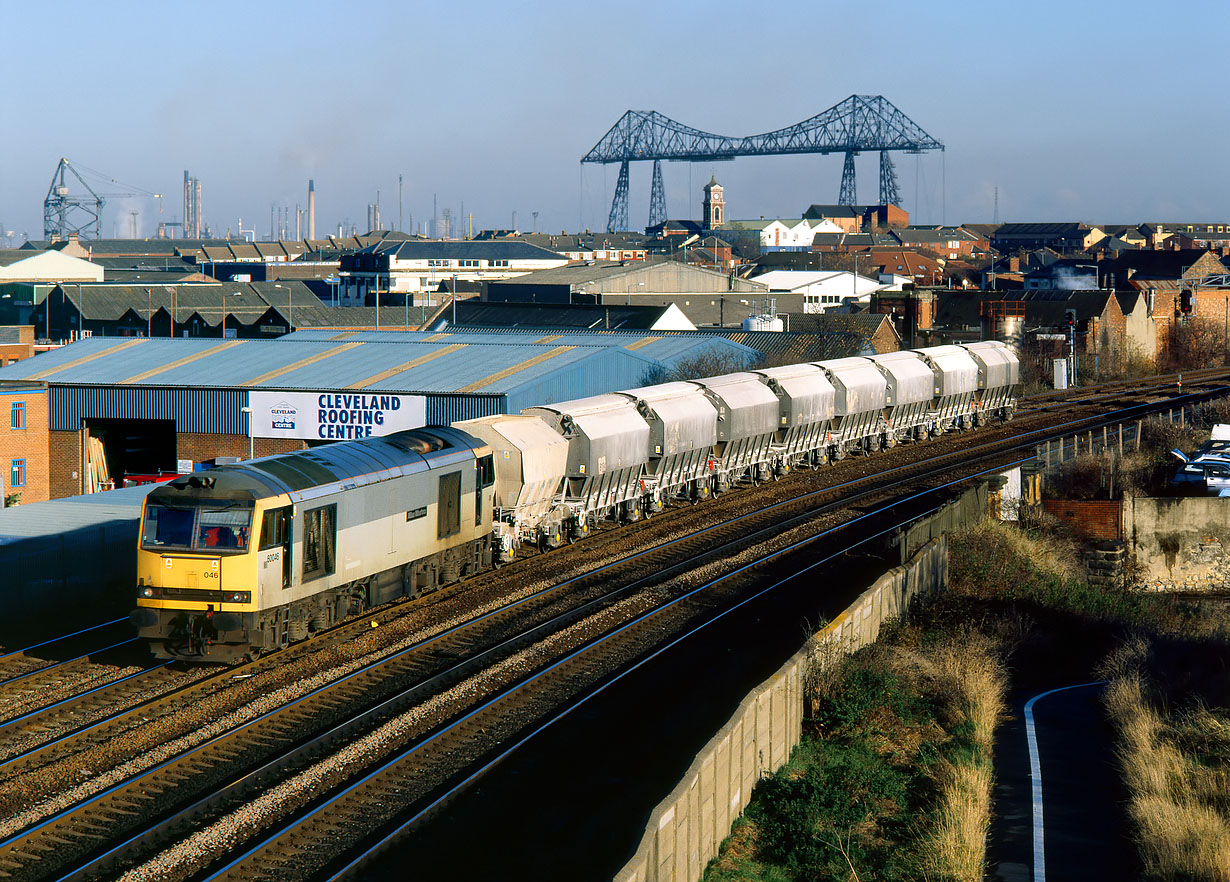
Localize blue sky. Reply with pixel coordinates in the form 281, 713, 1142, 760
1, 0, 1227, 242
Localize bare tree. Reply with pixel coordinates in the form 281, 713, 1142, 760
639, 346, 760, 385
1165, 317, 1226, 371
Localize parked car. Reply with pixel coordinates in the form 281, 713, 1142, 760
1170, 425, 1230, 495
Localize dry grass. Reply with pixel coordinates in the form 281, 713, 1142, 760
951, 517, 1081, 594
924, 758, 994, 882
1101, 637, 1230, 880
917, 632, 1005, 882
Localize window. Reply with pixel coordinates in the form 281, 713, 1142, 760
10, 401, 24, 430
476, 454, 495, 489
458, 259, 478, 268
198, 507, 251, 549
141, 502, 253, 552
10, 459, 25, 488
260, 506, 293, 588
143, 504, 195, 548
302, 504, 337, 581
491, 259, 509, 268
260, 506, 292, 550
475, 454, 494, 526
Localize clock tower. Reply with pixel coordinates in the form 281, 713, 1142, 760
702, 176, 724, 230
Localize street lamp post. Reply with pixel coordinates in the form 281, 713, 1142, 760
240, 406, 254, 460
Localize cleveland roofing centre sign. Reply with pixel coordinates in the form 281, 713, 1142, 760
248, 391, 427, 440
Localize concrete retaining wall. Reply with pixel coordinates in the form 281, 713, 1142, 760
614, 535, 952, 882
1126, 496, 1230, 591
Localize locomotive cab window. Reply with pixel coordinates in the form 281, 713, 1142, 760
302, 504, 336, 581
438, 472, 461, 538
143, 504, 195, 548
199, 507, 251, 550
142, 501, 252, 553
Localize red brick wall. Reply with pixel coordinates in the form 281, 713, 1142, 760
0, 389, 50, 503
176, 433, 306, 464
43, 431, 310, 500
0, 344, 34, 367
1042, 499, 1122, 540
50, 430, 82, 499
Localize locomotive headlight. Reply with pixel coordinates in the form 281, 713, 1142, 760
140, 587, 162, 598
224, 591, 251, 603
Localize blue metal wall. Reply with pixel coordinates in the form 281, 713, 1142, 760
426, 395, 505, 425
52, 387, 248, 433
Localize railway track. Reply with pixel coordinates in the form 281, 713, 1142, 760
1, 376, 1226, 880
0, 371, 1201, 767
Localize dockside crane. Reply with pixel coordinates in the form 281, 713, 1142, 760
43, 158, 162, 240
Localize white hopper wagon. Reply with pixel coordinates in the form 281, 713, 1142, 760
753, 363, 837, 468
523, 394, 651, 533
692, 372, 782, 487
815, 357, 889, 457
913, 345, 980, 431
617, 382, 718, 509
453, 414, 569, 556
961, 341, 1020, 421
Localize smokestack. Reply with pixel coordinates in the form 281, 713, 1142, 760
308, 179, 316, 241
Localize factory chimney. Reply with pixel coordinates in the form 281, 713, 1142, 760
307, 180, 316, 240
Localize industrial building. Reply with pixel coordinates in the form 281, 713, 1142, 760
486, 259, 765, 306
0, 330, 757, 501
338, 240, 570, 304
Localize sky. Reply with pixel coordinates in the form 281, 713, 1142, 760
1, 0, 1227, 244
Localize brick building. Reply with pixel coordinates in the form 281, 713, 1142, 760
0, 326, 36, 366
0, 384, 49, 503
990, 222, 1103, 254
802, 204, 908, 232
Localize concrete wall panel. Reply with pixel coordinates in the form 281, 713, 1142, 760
1127, 496, 1230, 591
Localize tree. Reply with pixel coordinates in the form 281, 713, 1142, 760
639, 346, 760, 385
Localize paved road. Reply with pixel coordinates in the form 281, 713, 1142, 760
988, 682, 1138, 881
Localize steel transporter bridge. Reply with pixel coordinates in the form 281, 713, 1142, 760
581, 94, 943, 233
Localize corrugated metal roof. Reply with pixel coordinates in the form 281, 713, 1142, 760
282, 328, 759, 369
0, 336, 657, 396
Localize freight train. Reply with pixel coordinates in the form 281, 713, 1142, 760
131, 342, 1019, 662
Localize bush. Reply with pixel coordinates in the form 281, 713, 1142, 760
748, 740, 914, 879
812, 667, 927, 734
1044, 453, 1118, 500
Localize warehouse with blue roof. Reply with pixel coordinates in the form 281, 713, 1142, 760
0, 331, 757, 501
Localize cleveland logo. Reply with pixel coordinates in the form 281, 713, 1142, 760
270, 402, 297, 431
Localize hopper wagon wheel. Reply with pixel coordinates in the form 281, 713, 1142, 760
243, 645, 263, 663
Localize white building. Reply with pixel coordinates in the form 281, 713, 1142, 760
339, 240, 569, 305
722, 217, 842, 251
752, 269, 887, 314
0, 250, 105, 283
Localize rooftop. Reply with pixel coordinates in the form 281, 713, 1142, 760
0, 335, 659, 396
